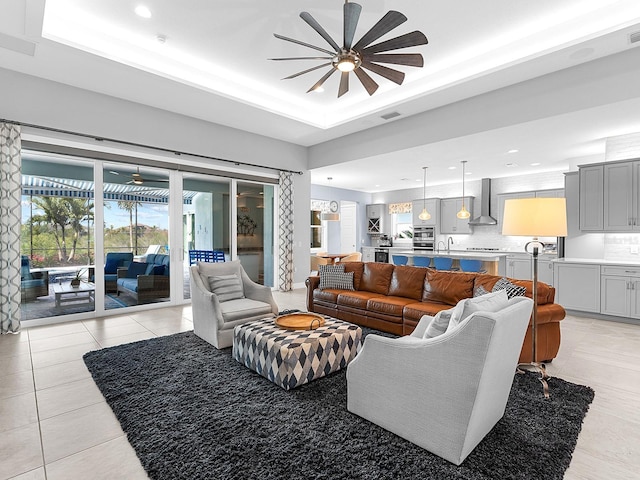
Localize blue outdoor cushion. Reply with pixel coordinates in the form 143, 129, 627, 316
152, 265, 165, 275
117, 278, 139, 292
126, 262, 148, 279
105, 260, 119, 274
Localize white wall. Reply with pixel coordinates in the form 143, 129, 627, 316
0, 67, 312, 286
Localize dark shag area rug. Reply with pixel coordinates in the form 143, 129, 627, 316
83, 330, 594, 480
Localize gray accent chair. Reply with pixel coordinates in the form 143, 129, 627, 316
347, 296, 534, 466
190, 260, 278, 349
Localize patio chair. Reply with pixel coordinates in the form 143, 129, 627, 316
134, 244, 162, 262
103, 252, 133, 293
20, 255, 49, 302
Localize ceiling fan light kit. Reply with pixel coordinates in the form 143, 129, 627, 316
271, 1, 428, 97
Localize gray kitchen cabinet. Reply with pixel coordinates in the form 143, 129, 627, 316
440, 197, 473, 234
603, 162, 634, 231
506, 255, 531, 281
538, 259, 555, 286
600, 265, 640, 318
497, 192, 533, 230
535, 189, 565, 198
412, 199, 439, 226
579, 164, 604, 231
361, 247, 375, 263
554, 262, 601, 313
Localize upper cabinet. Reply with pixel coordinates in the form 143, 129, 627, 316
579, 160, 640, 232
579, 165, 604, 231
412, 198, 440, 226
366, 204, 387, 234
440, 197, 474, 234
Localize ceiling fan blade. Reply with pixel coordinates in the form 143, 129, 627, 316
363, 31, 428, 54
269, 57, 333, 61
283, 63, 332, 79
363, 53, 424, 67
354, 68, 379, 96
361, 61, 405, 85
300, 12, 341, 52
306, 68, 337, 93
343, 2, 362, 50
273, 33, 335, 55
352, 11, 407, 51
338, 72, 349, 98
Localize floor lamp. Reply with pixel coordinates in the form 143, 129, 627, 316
501, 197, 567, 398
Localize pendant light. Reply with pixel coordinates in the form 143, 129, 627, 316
418, 166, 431, 220
457, 160, 471, 219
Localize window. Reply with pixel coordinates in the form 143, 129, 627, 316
392, 212, 413, 242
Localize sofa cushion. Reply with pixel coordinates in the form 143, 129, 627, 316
343, 262, 365, 290
320, 271, 354, 291
422, 270, 476, 305
208, 274, 244, 302
337, 291, 385, 309
403, 301, 451, 322
117, 278, 139, 292
366, 296, 415, 317
360, 263, 394, 295
126, 262, 148, 278
388, 266, 427, 300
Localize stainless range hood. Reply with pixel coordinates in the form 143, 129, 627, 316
468, 178, 497, 226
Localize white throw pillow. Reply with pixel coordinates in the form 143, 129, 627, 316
424, 309, 455, 338
445, 289, 509, 333
207, 274, 244, 302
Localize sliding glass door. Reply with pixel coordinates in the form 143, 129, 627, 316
20, 153, 95, 321
182, 174, 231, 300
236, 181, 275, 287
102, 165, 170, 310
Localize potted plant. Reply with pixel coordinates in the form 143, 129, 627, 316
70, 268, 86, 287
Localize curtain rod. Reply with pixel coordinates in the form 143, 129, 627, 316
1, 118, 304, 176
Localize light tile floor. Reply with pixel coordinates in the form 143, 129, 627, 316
1, 289, 639, 479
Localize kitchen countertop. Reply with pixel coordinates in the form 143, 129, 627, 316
555, 258, 640, 267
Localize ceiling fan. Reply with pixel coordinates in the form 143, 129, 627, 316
111, 168, 169, 185
270, 1, 428, 97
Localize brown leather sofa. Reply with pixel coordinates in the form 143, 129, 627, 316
305, 262, 566, 363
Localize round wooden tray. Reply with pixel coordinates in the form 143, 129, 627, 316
275, 313, 325, 330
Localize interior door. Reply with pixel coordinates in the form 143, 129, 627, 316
340, 202, 357, 253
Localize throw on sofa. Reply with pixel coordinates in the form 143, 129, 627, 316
306, 261, 566, 363
116, 253, 170, 304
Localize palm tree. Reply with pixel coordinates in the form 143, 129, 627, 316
117, 200, 141, 251
31, 197, 70, 261
67, 198, 94, 261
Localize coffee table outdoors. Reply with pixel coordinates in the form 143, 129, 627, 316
52, 281, 95, 309
232, 316, 362, 390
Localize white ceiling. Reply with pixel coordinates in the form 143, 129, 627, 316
1, 0, 640, 192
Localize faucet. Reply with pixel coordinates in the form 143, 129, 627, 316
447, 237, 454, 252
437, 240, 446, 253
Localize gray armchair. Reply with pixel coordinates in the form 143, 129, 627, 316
347, 296, 533, 465
190, 260, 278, 349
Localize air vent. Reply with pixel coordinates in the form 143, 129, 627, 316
380, 111, 401, 120
630, 31, 640, 44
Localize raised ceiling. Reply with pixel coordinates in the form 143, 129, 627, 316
1, 0, 640, 192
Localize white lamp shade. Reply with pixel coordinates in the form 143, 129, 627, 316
502, 198, 568, 237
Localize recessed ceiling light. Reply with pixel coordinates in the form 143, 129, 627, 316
530, 162, 541, 166
507, 149, 519, 154
448, 166, 456, 170
156, 34, 167, 44
375, 184, 380, 187
505, 163, 518, 167
465, 172, 472, 175
135, 5, 152, 18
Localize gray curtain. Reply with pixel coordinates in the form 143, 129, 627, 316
0, 123, 22, 334
278, 172, 294, 291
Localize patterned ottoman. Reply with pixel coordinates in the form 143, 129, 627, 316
232, 316, 362, 390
